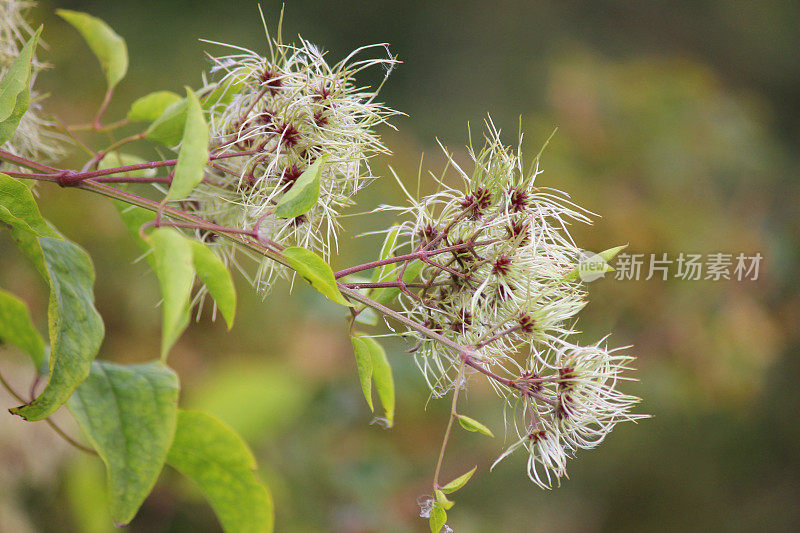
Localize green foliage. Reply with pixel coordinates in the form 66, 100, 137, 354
145, 81, 241, 146
165, 88, 209, 202
350, 333, 395, 426
0, 288, 46, 371
112, 200, 155, 263
456, 414, 495, 438
97, 152, 156, 178
189, 240, 236, 329
435, 489, 454, 510
0, 28, 40, 143
167, 410, 274, 533
440, 465, 477, 494
429, 504, 447, 533
144, 98, 189, 146
371, 226, 400, 283
368, 259, 425, 308
9, 234, 104, 421
564, 244, 628, 282
282, 247, 352, 306
56, 10, 128, 89
274, 154, 329, 218
349, 335, 375, 411
127, 90, 182, 122
146, 227, 195, 359
67, 361, 179, 526
0, 172, 61, 238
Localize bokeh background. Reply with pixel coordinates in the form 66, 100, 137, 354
1, 1, 799, 531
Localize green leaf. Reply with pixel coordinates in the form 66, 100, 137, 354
0, 173, 61, 238
434, 489, 454, 511
97, 152, 156, 178
349, 335, 374, 412
282, 247, 352, 306
0, 28, 40, 143
0, 78, 31, 144
360, 335, 394, 427
112, 200, 155, 265
456, 414, 495, 438
354, 307, 378, 326
0, 27, 39, 120
165, 88, 209, 202
67, 361, 179, 526
429, 505, 447, 533
274, 155, 329, 219
564, 244, 628, 282
146, 228, 195, 359
56, 10, 128, 89
371, 226, 400, 283
144, 98, 187, 146
189, 240, 236, 329
440, 465, 477, 494
127, 90, 182, 122
144, 81, 240, 146
598, 244, 629, 263
0, 288, 46, 371
9, 236, 105, 421
201, 77, 245, 109
167, 410, 274, 533
368, 259, 425, 307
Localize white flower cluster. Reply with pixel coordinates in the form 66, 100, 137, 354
187, 28, 397, 291
0, 0, 64, 164
380, 123, 644, 488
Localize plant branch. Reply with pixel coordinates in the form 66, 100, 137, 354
433, 357, 466, 489
333, 238, 498, 279
0, 367, 96, 455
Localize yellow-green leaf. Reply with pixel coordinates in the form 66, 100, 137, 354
112, 199, 155, 265
145, 81, 241, 146
189, 240, 236, 329
201, 77, 245, 109
144, 98, 187, 146
371, 226, 400, 283
349, 335, 374, 412
282, 247, 352, 306
274, 155, 329, 218
369, 259, 425, 307
127, 90, 182, 122
9, 235, 105, 421
0, 173, 61, 238
67, 361, 179, 526
429, 505, 447, 533
97, 152, 156, 178
434, 489, 454, 510
360, 335, 394, 427
146, 227, 195, 359
57, 10, 128, 89
167, 410, 274, 533
0, 288, 46, 371
440, 465, 477, 494
165, 88, 208, 202
456, 414, 495, 438
0, 28, 40, 143
0, 27, 39, 120
564, 244, 629, 282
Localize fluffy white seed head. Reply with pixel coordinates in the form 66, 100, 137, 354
379, 122, 644, 486
185, 25, 397, 292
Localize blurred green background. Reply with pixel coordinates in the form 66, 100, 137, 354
1, 1, 799, 531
